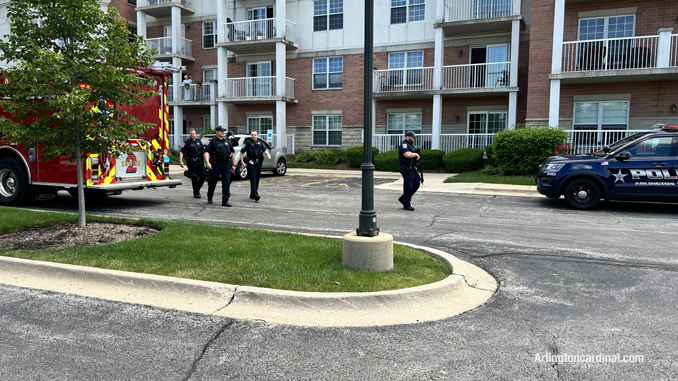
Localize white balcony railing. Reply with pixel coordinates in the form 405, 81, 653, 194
224, 18, 297, 44
140, 0, 192, 7
271, 134, 296, 154
374, 68, 434, 93
147, 37, 192, 57
440, 134, 495, 152
373, 134, 433, 152
564, 129, 649, 155
442, 62, 511, 89
562, 36, 660, 72
167, 83, 214, 103
444, 0, 512, 22
224, 77, 295, 99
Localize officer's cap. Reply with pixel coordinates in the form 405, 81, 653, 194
226, 131, 234, 137
215, 125, 225, 132
405, 130, 416, 138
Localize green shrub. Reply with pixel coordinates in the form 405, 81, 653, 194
442, 148, 484, 173
315, 148, 347, 165
420, 149, 444, 170
296, 151, 316, 163
481, 165, 502, 175
484, 144, 496, 167
374, 150, 400, 171
346, 146, 380, 168
493, 127, 568, 175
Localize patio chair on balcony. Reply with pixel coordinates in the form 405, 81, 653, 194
578, 45, 607, 71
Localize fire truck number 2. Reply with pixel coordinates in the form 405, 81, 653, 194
125, 154, 139, 173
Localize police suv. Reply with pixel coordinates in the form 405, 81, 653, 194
536, 126, 678, 209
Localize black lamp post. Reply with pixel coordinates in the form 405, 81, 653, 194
356, 0, 379, 237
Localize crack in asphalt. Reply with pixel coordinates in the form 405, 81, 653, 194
181, 320, 234, 381
478, 198, 494, 217
471, 252, 678, 271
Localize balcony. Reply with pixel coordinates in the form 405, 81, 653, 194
219, 77, 297, 104
373, 63, 515, 100
135, 0, 194, 18
436, 0, 524, 36
553, 34, 678, 84
147, 37, 194, 62
167, 83, 215, 106
216, 18, 298, 53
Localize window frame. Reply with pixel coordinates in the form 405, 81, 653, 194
387, 51, 424, 87
128, 0, 137, 6
202, 69, 217, 82
313, 115, 343, 146
466, 111, 508, 134
573, 101, 630, 131
247, 116, 273, 134
313, 57, 343, 90
314, 0, 344, 32
202, 21, 217, 49
386, 112, 422, 135
390, 0, 425, 25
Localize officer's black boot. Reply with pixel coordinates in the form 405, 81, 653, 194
222, 200, 232, 207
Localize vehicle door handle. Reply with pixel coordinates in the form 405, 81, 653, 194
652, 162, 668, 167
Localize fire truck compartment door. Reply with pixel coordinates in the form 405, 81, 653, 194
116, 151, 148, 179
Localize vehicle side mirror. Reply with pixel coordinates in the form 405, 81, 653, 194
602, 145, 611, 153
615, 151, 631, 161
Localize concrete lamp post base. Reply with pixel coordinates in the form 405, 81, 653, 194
342, 233, 394, 271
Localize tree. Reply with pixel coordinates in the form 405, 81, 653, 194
0, 0, 156, 227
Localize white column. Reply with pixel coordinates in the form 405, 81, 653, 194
512, 0, 521, 16
136, 11, 147, 39
172, 57, 182, 103
173, 105, 183, 149
510, 19, 519, 87
276, 0, 286, 39
657, 28, 674, 68
276, 101, 287, 151
217, 47, 228, 129
549, 80, 561, 128
171, 6, 181, 55
508, 92, 517, 129
432, 95, 442, 149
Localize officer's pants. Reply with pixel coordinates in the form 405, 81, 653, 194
207, 163, 231, 202
186, 159, 206, 194
249, 161, 263, 197
400, 167, 420, 205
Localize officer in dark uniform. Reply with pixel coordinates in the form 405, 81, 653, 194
179, 128, 206, 198
239, 130, 270, 201
398, 130, 421, 211
203, 126, 236, 207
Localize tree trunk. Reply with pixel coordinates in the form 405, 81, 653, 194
74, 122, 86, 228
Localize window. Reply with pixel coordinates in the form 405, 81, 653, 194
203, 69, 217, 82
203, 118, 211, 131
247, 116, 273, 134
314, 0, 343, 31
574, 102, 629, 131
128, 0, 136, 6
468, 112, 507, 134
388, 51, 423, 86
127, 24, 137, 43
203, 21, 217, 49
578, 15, 636, 69
313, 57, 343, 89
387, 113, 421, 134
313, 115, 342, 146
391, 0, 425, 25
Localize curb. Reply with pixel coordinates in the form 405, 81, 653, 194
0, 243, 497, 327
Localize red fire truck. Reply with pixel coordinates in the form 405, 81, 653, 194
0, 68, 181, 206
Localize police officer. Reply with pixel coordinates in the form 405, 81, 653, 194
398, 130, 421, 211
239, 130, 270, 202
179, 128, 206, 198
203, 126, 236, 207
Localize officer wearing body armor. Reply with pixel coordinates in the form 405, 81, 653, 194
203, 126, 237, 207
179, 129, 207, 198
239, 130, 271, 202
398, 130, 421, 211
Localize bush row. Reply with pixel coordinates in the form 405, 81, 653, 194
294, 146, 380, 167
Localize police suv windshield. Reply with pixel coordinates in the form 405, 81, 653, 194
592, 133, 645, 157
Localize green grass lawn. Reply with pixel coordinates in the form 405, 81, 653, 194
288, 163, 337, 170
0, 208, 451, 293
444, 171, 536, 186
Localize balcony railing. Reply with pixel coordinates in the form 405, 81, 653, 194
564, 129, 649, 155
271, 134, 296, 153
442, 62, 511, 89
224, 18, 297, 44
373, 134, 433, 152
562, 36, 661, 72
147, 37, 192, 57
140, 0, 192, 6
444, 0, 512, 22
374, 68, 434, 93
224, 77, 295, 98
440, 133, 495, 151
167, 83, 214, 103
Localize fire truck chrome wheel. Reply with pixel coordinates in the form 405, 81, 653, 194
0, 169, 17, 197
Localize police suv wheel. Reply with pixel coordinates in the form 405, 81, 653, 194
235, 162, 248, 180
273, 158, 287, 176
564, 179, 601, 210
0, 158, 28, 206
